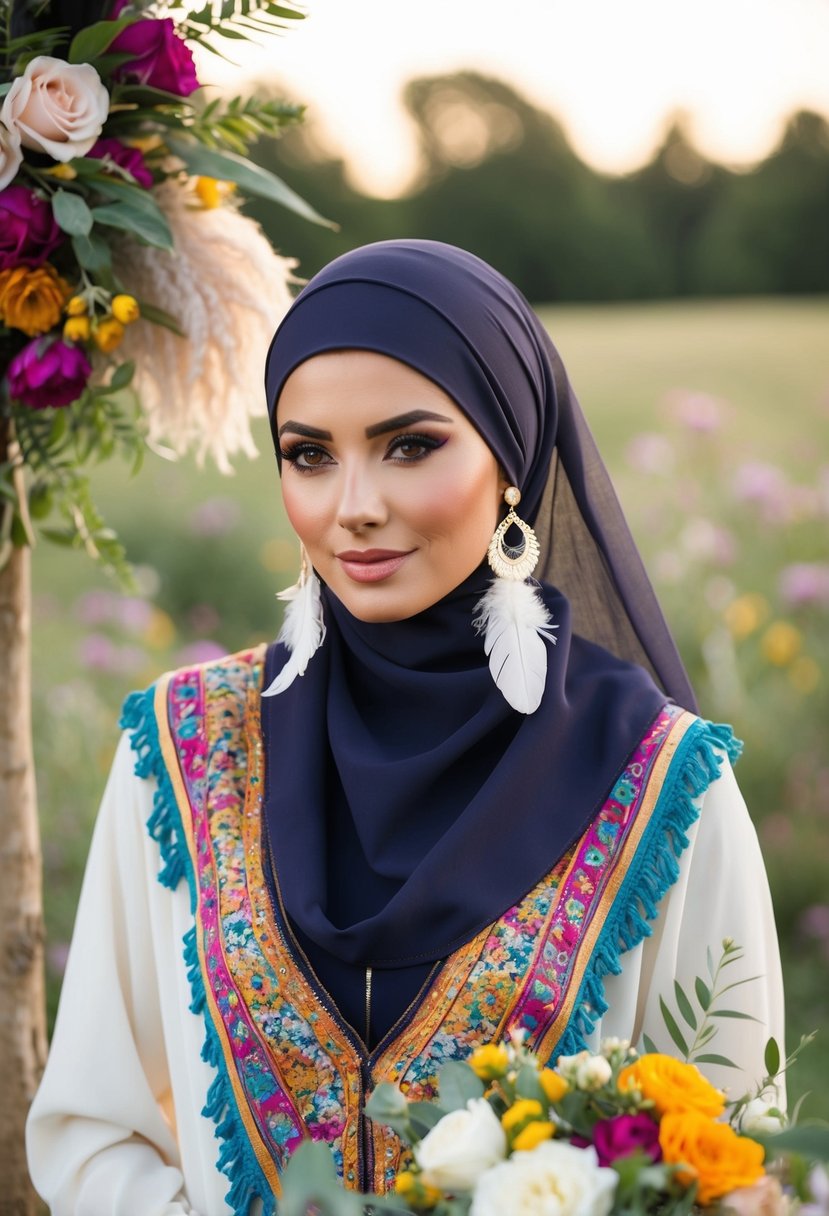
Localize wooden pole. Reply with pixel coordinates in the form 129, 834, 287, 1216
0, 416, 47, 1216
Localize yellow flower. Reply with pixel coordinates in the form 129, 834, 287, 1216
789, 656, 820, 694
724, 593, 768, 641
512, 1120, 555, 1151
469, 1043, 510, 1081
395, 1171, 416, 1197
502, 1099, 544, 1133
618, 1054, 725, 1119
659, 1110, 765, 1206
761, 621, 801, 667
195, 175, 236, 209
0, 265, 71, 336
394, 1170, 441, 1208
93, 316, 125, 353
111, 294, 140, 325
539, 1068, 569, 1104
63, 315, 91, 342
43, 163, 77, 180
66, 295, 88, 317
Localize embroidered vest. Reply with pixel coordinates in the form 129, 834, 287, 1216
122, 647, 739, 1215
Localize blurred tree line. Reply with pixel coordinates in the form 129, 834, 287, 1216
243, 71, 829, 301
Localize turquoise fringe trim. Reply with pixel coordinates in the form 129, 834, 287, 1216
120, 687, 275, 1216
554, 718, 742, 1059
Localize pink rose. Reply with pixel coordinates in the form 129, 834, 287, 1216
723, 1176, 787, 1216
0, 185, 63, 270
87, 137, 153, 188
7, 337, 92, 409
111, 17, 200, 96
0, 121, 23, 190
2, 57, 109, 162
592, 1114, 662, 1167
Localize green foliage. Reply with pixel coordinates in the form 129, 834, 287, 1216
190, 93, 305, 155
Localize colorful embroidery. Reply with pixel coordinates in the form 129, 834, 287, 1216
123, 650, 737, 1214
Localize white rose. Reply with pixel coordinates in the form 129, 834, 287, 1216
2, 56, 109, 162
471, 1141, 618, 1216
414, 1099, 507, 1193
0, 121, 22, 189
575, 1054, 612, 1091
556, 1051, 590, 1083
739, 1097, 786, 1136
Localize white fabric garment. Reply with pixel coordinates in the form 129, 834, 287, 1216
27, 732, 786, 1216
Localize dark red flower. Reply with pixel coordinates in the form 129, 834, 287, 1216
110, 16, 200, 96
7, 337, 92, 409
87, 137, 153, 189
592, 1114, 662, 1167
0, 186, 63, 271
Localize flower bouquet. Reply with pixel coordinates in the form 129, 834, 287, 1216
0, 0, 327, 576
277, 943, 828, 1216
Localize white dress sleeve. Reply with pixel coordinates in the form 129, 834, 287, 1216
593, 756, 786, 1104
26, 734, 230, 1216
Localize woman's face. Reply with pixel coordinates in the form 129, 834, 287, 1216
276, 350, 506, 622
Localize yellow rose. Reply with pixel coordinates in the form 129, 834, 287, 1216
469, 1043, 510, 1081
0, 264, 71, 336
618, 1054, 725, 1118
93, 316, 125, 353
63, 315, 91, 342
539, 1068, 569, 1104
501, 1099, 544, 1134
659, 1110, 765, 1206
111, 293, 140, 325
512, 1120, 555, 1151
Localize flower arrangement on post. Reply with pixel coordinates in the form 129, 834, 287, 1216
0, 0, 331, 578
276, 943, 828, 1216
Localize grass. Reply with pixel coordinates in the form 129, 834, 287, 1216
31, 295, 829, 1118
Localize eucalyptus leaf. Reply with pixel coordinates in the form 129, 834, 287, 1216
71, 233, 112, 273
673, 981, 697, 1030
693, 1053, 738, 1068
408, 1101, 446, 1138
364, 1082, 410, 1139
694, 976, 711, 1011
659, 996, 689, 1057
710, 1009, 761, 1021
108, 362, 135, 392
756, 1123, 829, 1161
642, 1032, 658, 1055
765, 1037, 781, 1077
165, 134, 337, 228
92, 202, 174, 250
137, 301, 186, 337
53, 190, 93, 237
437, 1060, 485, 1111
515, 1063, 546, 1104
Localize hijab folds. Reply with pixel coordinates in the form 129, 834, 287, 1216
261, 240, 696, 973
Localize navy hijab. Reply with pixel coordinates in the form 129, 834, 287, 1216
261, 240, 696, 975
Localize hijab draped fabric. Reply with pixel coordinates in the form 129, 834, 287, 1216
262, 240, 696, 970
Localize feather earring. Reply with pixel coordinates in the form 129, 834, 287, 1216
473, 486, 557, 714
261, 545, 326, 697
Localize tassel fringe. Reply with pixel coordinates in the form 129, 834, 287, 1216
119, 687, 273, 1215
553, 718, 742, 1059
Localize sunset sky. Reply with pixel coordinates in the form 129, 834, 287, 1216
198, 0, 829, 196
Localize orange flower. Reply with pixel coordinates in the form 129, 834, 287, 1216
0, 264, 71, 336
659, 1110, 765, 1206
618, 1054, 725, 1118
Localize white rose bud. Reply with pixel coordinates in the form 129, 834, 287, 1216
576, 1054, 613, 1091
0, 121, 22, 190
414, 1098, 507, 1193
471, 1141, 618, 1216
555, 1050, 590, 1083
600, 1037, 630, 1056
2, 56, 109, 162
739, 1098, 786, 1137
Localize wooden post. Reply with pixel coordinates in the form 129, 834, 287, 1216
0, 417, 47, 1216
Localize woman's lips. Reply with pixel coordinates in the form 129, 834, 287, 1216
335, 549, 414, 583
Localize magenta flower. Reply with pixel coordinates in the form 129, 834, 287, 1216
592, 1114, 662, 1167
7, 337, 92, 410
666, 389, 723, 434
87, 136, 153, 188
110, 16, 200, 96
0, 185, 63, 270
779, 563, 829, 608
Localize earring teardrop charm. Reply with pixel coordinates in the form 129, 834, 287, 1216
486, 487, 541, 581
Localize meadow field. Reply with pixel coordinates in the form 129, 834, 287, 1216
31, 296, 829, 1116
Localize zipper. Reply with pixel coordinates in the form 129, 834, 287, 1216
365, 967, 373, 1047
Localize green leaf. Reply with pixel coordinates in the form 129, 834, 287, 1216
364, 1082, 411, 1140
693, 1053, 738, 1068
515, 1063, 547, 1104
165, 134, 337, 229
71, 231, 112, 274
68, 16, 138, 64
706, 946, 715, 981
52, 190, 93, 236
764, 1037, 781, 1077
408, 1102, 445, 1138
710, 1009, 761, 1022
138, 300, 186, 337
92, 201, 174, 250
694, 976, 711, 1011
108, 362, 135, 392
642, 1032, 658, 1055
659, 996, 689, 1057
757, 1123, 829, 1161
437, 1061, 485, 1111
673, 981, 697, 1030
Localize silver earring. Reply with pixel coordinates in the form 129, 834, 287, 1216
261, 544, 326, 696
473, 486, 557, 714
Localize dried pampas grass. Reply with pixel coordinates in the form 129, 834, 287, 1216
112, 180, 299, 471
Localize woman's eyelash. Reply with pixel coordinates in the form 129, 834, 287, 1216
280, 432, 447, 471
386, 432, 446, 461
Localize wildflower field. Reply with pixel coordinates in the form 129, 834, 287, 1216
31, 296, 829, 1116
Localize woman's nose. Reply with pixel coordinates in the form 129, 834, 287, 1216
336, 469, 389, 532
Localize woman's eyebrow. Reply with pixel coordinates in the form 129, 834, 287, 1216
364, 410, 453, 438
278, 421, 333, 439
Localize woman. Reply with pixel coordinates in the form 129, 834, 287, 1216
27, 240, 784, 1216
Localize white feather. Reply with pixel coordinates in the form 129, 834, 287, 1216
261, 569, 326, 696
472, 579, 557, 714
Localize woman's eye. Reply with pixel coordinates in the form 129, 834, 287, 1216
280, 443, 333, 471
387, 433, 445, 462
